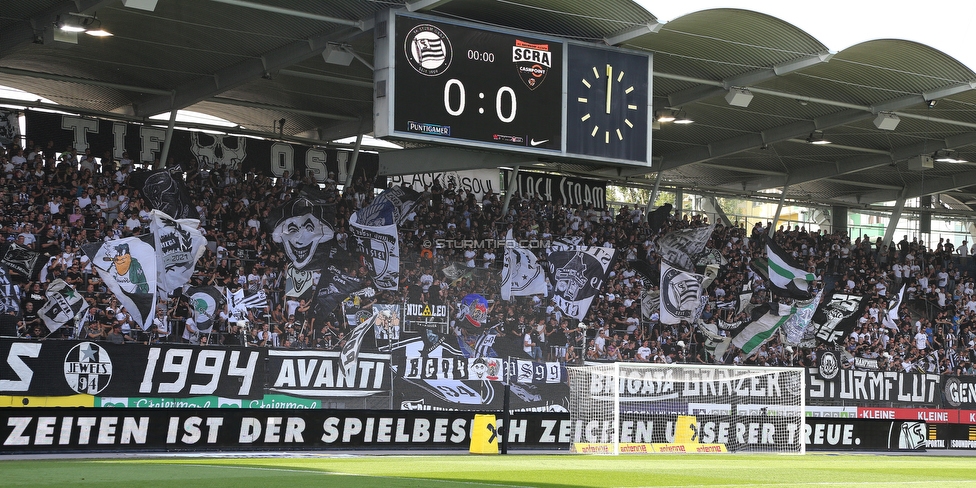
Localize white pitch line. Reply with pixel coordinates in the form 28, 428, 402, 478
180, 464, 537, 488
625, 482, 976, 488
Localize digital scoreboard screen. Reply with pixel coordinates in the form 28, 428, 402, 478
374, 10, 651, 166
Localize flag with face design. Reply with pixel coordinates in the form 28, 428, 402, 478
82, 235, 156, 328
264, 185, 336, 271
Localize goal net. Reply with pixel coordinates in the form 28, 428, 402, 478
567, 363, 805, 454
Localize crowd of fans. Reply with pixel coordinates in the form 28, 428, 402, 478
2, 135, 976, 377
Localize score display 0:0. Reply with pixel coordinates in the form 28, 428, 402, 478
443, 79, 517, 123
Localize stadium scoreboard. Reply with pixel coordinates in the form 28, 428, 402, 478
373, 9, 652, 166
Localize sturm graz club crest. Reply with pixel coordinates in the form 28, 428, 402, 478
512, 39, 552, 90
661, 266, 703, 321
404, 23, 452, 76
63, 342, 113, 394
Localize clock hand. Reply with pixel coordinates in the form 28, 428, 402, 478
605, 64, 612, 115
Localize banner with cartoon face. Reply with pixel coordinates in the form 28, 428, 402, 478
82, 235, 157, 328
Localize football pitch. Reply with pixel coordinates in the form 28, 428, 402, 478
2, 453, 975, 487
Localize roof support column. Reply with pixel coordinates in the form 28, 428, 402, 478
883, 189, 908, 249
343, 131, 365, 189
674, 187, 683, 221
645, 171, 663, 217
157, 107, 178, 170
768, 176, 791, 238
501, 165, 520, 218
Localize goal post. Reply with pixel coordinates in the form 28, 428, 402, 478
567, 363, 805, 454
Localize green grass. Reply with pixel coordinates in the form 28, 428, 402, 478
2, 453, 976, 487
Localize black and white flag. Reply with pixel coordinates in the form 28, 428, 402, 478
0, 110, 19, 145
545, 246, 618, 320
350, 193, 400, 290
0, 243, 45, 282
370, 185, 424, 225
265, 185, 336, 271
341, 309, 379, 378
660, 261, 706, 325
0, 264, 20, 316
546, 236, 583, 254
39, 279, 90, 334
150, 210, 206, 295
811, 292, 867, 344
227, 288, 268, 318
657, 223, 715, 272
186, 285, 225, 333
128, 166, 200, 220
82, 235, 156, 328
500, 229, 546, 300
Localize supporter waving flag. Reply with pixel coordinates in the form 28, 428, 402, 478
150, 209, 206, 295
185, 285, 225, 333
350, 188, 410, 291
660, 261, 706, 325
657, 223, 715, 272
882, 284, 906, 331
39, 279, 89, 334
128, 166, 200, 220
264, 185, 336, 272
762, 234, 815, 299
82, 235, 156, 329
500, 229, 547, 300
0, 243, 46, 282
545, 246, 618, 320
780, 291, 823, 346
730, 303, 792, 356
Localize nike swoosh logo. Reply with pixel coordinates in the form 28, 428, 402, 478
530, 139, 549, 146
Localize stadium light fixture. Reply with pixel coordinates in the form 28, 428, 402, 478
806, 131, 831, 145
55, 12, 112, 37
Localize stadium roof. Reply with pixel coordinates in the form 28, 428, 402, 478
3, 0, 976, 214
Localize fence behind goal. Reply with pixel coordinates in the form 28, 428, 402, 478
567, 363, 805, 454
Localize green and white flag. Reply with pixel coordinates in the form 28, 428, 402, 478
731, 306, 792, 355
764, 235, 815, 299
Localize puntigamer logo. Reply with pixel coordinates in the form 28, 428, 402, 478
63, 341, 113, 394
404, 24, 453, 76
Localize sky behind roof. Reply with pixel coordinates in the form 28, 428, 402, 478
637, 1, 976, 72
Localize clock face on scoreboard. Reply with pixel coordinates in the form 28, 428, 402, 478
565, 44, 650, 162
376, 11, 652, 166
392, 15, 563, 153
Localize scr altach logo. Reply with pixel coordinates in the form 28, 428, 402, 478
63, 341, 113, 394
512, 39, 551, 90
404, 24, 453, 76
